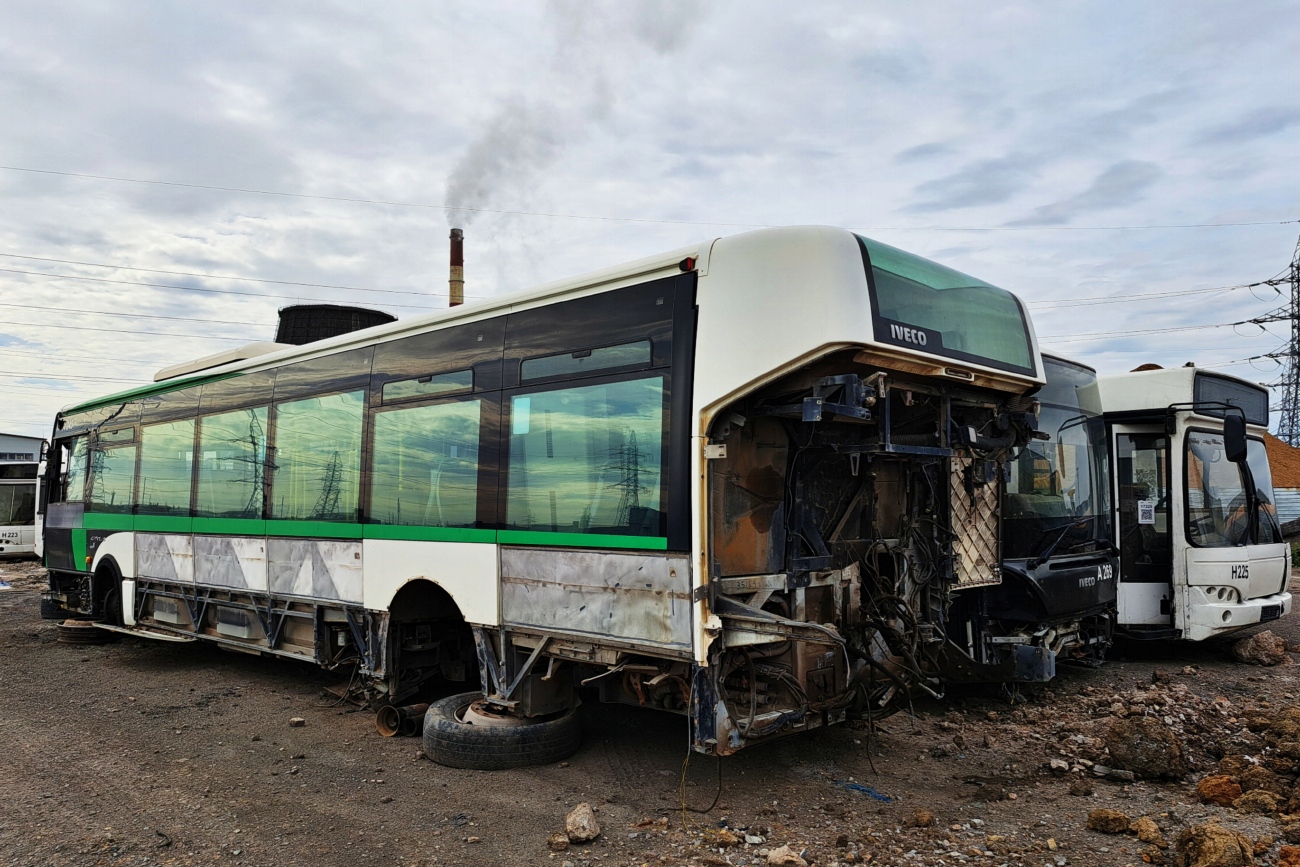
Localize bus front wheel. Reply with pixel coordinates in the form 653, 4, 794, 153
422, 691, 581, 770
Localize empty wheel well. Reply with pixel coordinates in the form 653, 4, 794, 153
389, 579, 465, 624
92, 558, 124, 624
384, 580, 477, 699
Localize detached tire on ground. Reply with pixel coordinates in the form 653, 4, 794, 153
422, 691, 581, 770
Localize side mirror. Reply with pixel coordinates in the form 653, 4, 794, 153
1224, 413, 1247, 463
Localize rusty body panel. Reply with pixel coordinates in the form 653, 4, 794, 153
500, 547, 693, 652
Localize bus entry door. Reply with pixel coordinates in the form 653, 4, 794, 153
1113, 428, 1173, 626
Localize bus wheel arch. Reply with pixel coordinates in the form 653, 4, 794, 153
382, 579, 477, 702
92, 557, 126, 626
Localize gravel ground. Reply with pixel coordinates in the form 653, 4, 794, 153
2, 556, 1299, 867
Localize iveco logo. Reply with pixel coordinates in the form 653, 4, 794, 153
890, 324, 928, 346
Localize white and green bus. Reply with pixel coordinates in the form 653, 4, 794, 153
41, 226, 1050, 765
1097, 366, 1291, 640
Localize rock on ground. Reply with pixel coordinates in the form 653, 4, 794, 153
1233, 790, 1280, 814
904, 808, 935, 828
1233, 630, 1289, 666
1105, 716, 1189, 779
1199, 775, 1244, 807
1174, 822, 1254, 867
1132, 815, 1169, 847
564, 803, 601, 843
766, 844, 808, 867
1087, 808, 1132, 834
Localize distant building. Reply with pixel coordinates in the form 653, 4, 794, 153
0, 432, 42, 462
1266, 433, 1300, 525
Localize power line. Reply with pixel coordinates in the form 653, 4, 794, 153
0, 371, 148, 383
2, 164, 1296, 232
0, 347, 161, 367
0, 265, 442, 309
0, 300, 264, 328
1040, 320, 1247, 343
1027, 280, 1283, 310
0, 320, 252, 341
0, 250, 474, 303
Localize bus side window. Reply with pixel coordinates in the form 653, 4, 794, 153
271, 391, 366, 522
370, 399, 482, 527
504, 376, 666, 537
137, 419, 196, 515
62, 437, 89, 503
87, 439, 137, 514
195, 406, 269, 519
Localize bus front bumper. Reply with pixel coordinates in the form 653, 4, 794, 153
1185, 589, 1292, 642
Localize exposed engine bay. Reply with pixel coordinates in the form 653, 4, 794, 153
690, 350, 1043, 753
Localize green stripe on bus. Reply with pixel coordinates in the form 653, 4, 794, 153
192, 517, 266, 535
363, 525, 497, 543
72, 530, 87, 569
265, 521, 363, 540
133, 515, 193, 533
82, 512, 134, 531
496, 530, 668, 550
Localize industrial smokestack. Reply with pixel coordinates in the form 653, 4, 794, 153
449, 228, 464, 307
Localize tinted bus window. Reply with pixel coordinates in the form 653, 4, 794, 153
860, 236, 1034, 375
88, 444, 137, 513
505, 376, 665, 537
196, 407, 268, 519
272, 391, 364, 522
138, 419, 195, 515
371, 400, 482, 526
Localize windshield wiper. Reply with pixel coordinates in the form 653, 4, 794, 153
1025, 516, 1115, 569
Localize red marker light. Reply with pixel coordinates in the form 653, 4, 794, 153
679, 257, 697, 272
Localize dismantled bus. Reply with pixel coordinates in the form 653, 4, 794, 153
1, 432, 42, 558
41, 226, 1050, 765
1097, 366, 1291, 640
950, 354, 1116, 684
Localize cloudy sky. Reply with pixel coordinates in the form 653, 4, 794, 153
2, 1, 1298, 441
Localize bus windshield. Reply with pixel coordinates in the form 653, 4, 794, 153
1003, 358, 1111, 560
1186, 433, 1281, 546
0, 483, 36, 526
859, 236, 1035, 375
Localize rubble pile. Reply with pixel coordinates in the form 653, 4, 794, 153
1013, 678, 1266, 778
1193, 708, 1300, 818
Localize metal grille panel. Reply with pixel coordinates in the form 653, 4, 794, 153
950, 456, 1002, 588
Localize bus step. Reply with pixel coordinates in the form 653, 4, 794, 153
93, 623, 198, 643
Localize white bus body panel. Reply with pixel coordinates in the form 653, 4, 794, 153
91, 531, 134, 577
691, 227, 1044, 417
33, 457, 46, 559
1118, 582, 1170, 626
0, 523, 35, 557
362, 539, 500, 627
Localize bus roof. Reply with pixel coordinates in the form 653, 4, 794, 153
59, 226, 1044, 421
1097, 366, 1269, 428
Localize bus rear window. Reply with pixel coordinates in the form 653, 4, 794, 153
858, 236, 1035, 375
